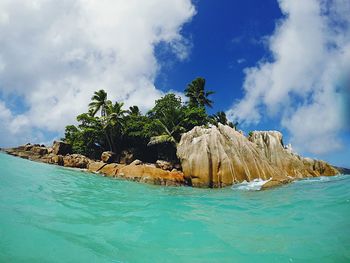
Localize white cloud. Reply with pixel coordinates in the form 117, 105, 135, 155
0, 0, 195, 146
228, 0, 350, 154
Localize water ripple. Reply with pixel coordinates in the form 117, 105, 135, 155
1, 153, 350, 262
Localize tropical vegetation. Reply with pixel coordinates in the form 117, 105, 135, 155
63, 77, 237, 161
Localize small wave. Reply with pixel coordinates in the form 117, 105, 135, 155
294, 174, 350, 184
231, 178, 271, 191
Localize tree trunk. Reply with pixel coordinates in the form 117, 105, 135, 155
105, 132, 113, 152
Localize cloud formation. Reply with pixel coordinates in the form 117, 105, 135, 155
0, 0, 195, 146
228, 0, 350, 154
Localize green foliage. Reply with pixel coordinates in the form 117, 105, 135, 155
127, 105, 141, 116
63, 77, 242, 161
147, 94, 186, 143
148, 134, 176, 146
102, 100, 127, 152
64, 116, 105, 158
185, 77, 214, 108
88, 89, 108, 117
123, 114, 151, 139
209, 111, 238, 130
148, 94, 182, 118
182, 106, 208, 131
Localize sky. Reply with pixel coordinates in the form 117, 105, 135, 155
0, 0, 349, 167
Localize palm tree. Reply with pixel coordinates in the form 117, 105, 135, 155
128, 105, 141, 116
105, 101, 126, 129
103, 101, 127, 152
148, 107, 186, 146
185, 77, 214, 108
210, 111, 228, 125
88, 89, 109, 117
210, 111, 238, 130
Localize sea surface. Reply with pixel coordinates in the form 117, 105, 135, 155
0, 152, 349, 263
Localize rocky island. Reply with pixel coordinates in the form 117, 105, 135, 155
3, 123, 343, 190
2, 78, 347, 189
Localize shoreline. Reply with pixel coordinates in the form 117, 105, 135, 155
2, 141, 347, 191
2, 146, 188, 187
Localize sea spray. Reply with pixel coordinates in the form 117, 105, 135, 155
231, 178, 271, 191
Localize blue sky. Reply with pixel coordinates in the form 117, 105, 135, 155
155, 0, 282, 126
0, 0, 349, 167
154, 0, 350, 167
156, 0, 281, 108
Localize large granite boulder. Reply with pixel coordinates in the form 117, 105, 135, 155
156, 160, 173, 171
5, 145, 44, 161
130, 159, 142, 166
101, 151, 117, 163
53, 141, 72, 155
88, 161, 107, 173
51, 154, 64, 166
63, 154, 90, 169
177, 124, 339, 188
32, 146, 48, 156
177, 124, 286, 187
24, 144, 33, 151
248, 131, 339, 178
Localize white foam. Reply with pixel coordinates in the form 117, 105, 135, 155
295, 174, 349, 184
231, 178, 271, 191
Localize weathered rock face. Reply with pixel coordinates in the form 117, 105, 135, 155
24, 144, 33, 151
53, 141, 72, 155
50, 154, 64, 166
5, 145, 43, 161
117, 164, 185, 186
248, 131, 339, 178
87, 161, 185, 186
177, 124, 287, 187
156, 160, 173, 171
3, 124, 342, 190
63, 154, 90, 169
177, 124, 339, 188
130, 159, 142, 166
101, 151, 117, 163
32, 146, 48, 156
88, 161, 107, 172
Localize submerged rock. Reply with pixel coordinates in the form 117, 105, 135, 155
177, 124, 339, 188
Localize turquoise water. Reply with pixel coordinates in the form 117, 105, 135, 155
0, 152, 349, 263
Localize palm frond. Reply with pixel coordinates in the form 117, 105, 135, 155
147, 134, 176, 146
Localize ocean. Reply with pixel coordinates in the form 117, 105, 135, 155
0, 152, 349, 262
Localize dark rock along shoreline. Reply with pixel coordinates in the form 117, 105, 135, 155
3, 141, 186, 187
2, 125, 345, 189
